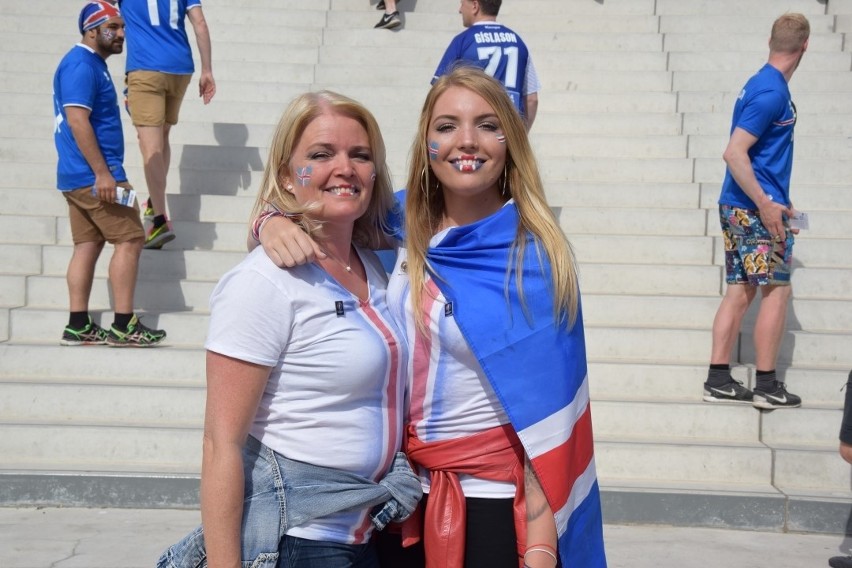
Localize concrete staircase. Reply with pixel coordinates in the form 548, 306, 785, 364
2, 0, 851, 533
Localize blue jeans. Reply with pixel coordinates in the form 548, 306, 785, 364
281, 536, 378, 568
158, 436, 420, 568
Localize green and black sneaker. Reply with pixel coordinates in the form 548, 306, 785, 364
60, 317, 108, 346
106, 314, 167, 347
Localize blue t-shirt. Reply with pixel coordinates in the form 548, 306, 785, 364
432, 22, 532, 117
719, 64, 797, 208
120, 0, 201, 74
53, 44, 126, 191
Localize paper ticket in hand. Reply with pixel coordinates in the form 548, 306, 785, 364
115, 187, 136, 207
789, 211, 809, 230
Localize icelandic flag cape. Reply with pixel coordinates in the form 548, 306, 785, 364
409, 196, 607, 567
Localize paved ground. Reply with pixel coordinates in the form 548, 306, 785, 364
0, 506, 848, 567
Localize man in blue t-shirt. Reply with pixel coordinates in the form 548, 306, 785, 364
702, 13, 809, 410
53, 1, 166, 347
432, 0, 540, 131
119, 0, 216, 249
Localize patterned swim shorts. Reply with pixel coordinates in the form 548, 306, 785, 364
719, 205, 794, 286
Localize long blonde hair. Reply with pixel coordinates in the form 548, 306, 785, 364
405, 66, 579, 330
250, 90, 393, 248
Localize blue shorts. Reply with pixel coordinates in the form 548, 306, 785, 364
719, 205, 794, 286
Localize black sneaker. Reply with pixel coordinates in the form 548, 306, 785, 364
60, 317, 108, 346
752, 381, 801, 409
374, 11, 401, 29
829, 555, 852, 568
703, 378, 754, 403
106, 314, 167, 347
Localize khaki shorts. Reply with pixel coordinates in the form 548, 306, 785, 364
63, 185, 145, 245
126, 70, 192, 126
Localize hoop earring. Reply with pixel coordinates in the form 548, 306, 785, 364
501, 164, 510, 198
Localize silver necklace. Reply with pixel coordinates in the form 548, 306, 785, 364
322, 245, 352, 272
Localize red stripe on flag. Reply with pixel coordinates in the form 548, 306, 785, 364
531, 404, 594, 510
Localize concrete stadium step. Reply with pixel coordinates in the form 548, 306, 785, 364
4, 35, 320, 65
323, 46, 670, 72
679, 91, 852, 114
585, 327, 710, 364
0, 423, 202, 474
0, 380, 204, 427
583, 294, 720, 330
0, 344, 202, 382
1, 56, 314, 88
664, 33, 843, 53
533, 135, 687, 159
546, 182, 700, 208
557, 206, 706, 235
0, 275, 25, 307
324, 28, 665, 52
0, 13, 328, 39
542, 157, 694, 183
763, 407, 845, 449
689, 134, 851, 161
741, 330, 852, 368
669, 51, 852, 72
538, 92, 677, 113
26, 275, 216, 314
518, 112, 683, 136
596, 440, 771, 486
593, 400, 760, 443
331, 12, 663, 34
697, 157, 852, 185
571, 234, 713, 265
9, 308, 209, 348
675, 71, 852, 92
775, 448, 852, 495
580, 263, 721, 296
684, 113, 852, 137
655, 0, 831, 16
587, 362, 849, 407
659, 15, 838, 34
36, 246, 245, 281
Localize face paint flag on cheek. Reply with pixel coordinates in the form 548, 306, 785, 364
496, 134, 506, 144
428, 141, 439, 160
296, 166, 312, 187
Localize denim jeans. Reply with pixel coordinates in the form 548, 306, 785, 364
157, 436, 421, 568
281, 535, 378, 568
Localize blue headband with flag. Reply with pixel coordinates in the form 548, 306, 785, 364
79, 1, 121, 34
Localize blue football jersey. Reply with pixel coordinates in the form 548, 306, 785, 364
53, 45, 126, 191
433, 22, 537, 118
719, 64, 796, 208
120, 0, 201, 74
